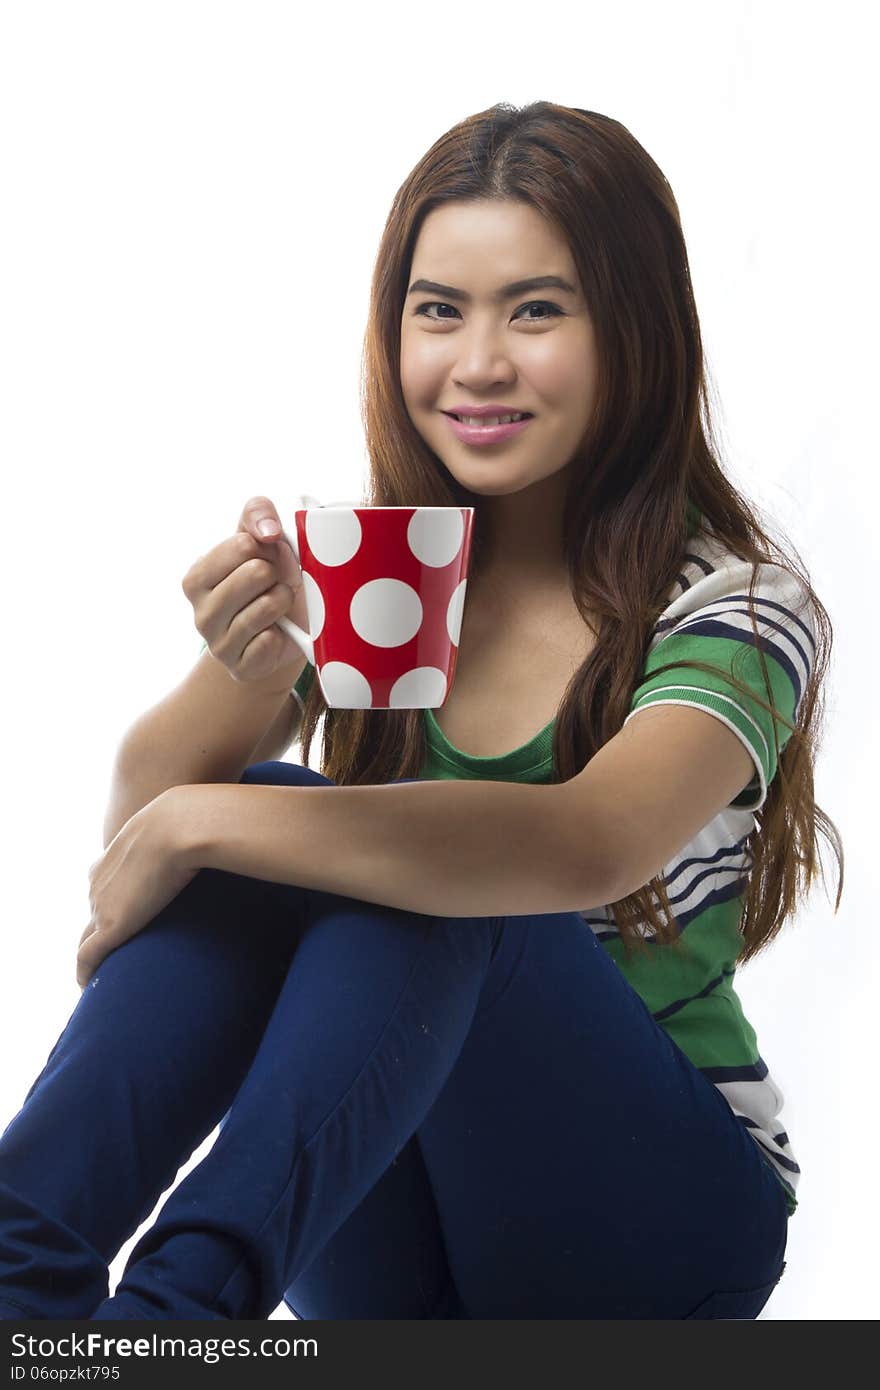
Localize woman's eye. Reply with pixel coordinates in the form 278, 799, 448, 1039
414, 300, 562, 323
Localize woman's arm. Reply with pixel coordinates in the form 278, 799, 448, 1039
172, 777, 609, 919
172, 699, 757, 921
102, 650, 304, 848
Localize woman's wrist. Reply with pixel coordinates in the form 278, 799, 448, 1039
159, 784, 215, 871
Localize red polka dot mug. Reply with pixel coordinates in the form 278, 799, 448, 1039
274, 496, 475, 709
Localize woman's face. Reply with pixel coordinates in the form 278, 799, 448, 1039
400, 199, 598, 499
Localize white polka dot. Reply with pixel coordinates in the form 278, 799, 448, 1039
318, 662, 373, 708
446, 579, 467, 646
407, 509, 465, 568
390, 667, 449, 708
306, 508, 362, 565
350, 578, 422, 647
301, 572, 325, 639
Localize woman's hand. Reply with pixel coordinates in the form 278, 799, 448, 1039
182, 495, 308, 691
76, 789, 200, 989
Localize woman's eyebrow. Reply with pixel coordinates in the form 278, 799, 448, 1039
406, 275, 578, 302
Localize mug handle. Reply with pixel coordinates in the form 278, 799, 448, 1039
274, 494, 317, 666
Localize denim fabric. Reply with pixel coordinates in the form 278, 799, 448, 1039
0, 761, 787, 1320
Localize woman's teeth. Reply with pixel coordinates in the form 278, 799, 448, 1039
452, 413, 529, 426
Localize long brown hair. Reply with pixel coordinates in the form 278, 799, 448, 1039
298, 99, 843, 966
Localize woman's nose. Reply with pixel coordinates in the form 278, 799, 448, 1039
452, 345, 518, 389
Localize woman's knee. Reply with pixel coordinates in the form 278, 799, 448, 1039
239, 760, 335, 789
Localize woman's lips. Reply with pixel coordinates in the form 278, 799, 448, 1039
443, 413, 534, 446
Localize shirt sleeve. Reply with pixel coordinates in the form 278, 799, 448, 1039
623, 560, 817, 812
291, 660, 314, 713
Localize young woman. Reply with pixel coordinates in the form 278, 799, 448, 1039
0, 101, 842, 1321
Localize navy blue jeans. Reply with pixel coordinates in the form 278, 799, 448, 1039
0, 761, 788, 1320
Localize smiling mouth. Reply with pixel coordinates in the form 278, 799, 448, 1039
445, 411, 534, 426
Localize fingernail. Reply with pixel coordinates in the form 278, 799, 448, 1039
257, 520, 278, 538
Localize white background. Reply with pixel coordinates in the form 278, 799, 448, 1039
0, 0, 874, 1321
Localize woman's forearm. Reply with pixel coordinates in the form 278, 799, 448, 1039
174, 778, 606, 919
103, 653, 303, 848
